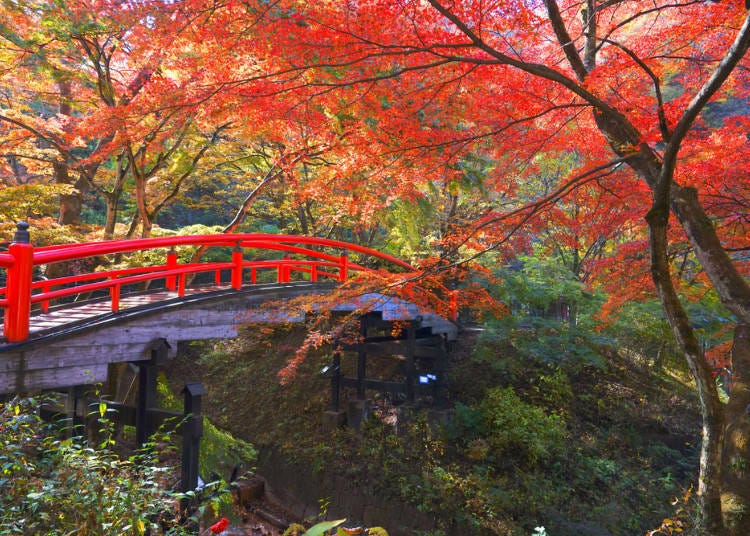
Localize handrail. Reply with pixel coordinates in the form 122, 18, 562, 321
0, 223, 435, 342
30, 234, 413, 269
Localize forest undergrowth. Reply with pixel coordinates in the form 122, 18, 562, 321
166, 322, 702, 536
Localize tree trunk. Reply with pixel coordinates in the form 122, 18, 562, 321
140, 214, 153, 238
646, 205, 726, 535
723, 323, 750, 534
125, 213, 141, 239
103, 192, 119, 239
592, 98, 750, 535
102, 158, 129, 239
666, 188, 750, 533
670, 187, 750, 324
54, 160, 82, 225
654, 342, 666, 372
133, 173, 153, 238
54, 76, 86, 226
536, 6, 750, 531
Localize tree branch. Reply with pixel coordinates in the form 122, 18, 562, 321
663, 13, 750, 175
602, 38, 672, 142
544, 0, 589, 80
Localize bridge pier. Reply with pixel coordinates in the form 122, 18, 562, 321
134, 339, 170, 445
131, 339, 205, 496
37, 338, 206, 503
405, 321, 417, 404
135, 360, 157, 445
181, 382, 205, 494
326, 313, 451, 431
356, 318, 368, 400
66, 384, 87, 438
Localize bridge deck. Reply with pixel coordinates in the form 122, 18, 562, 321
0, 282, 457, 394
5, 286, 224, 341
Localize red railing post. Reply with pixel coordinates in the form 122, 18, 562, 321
110, 281, 120, 313
278, 255, 289, 283
178, 274, 186, 297
339, 250, 349, 282
231, 244, 243, 290
41, 281, 51, 313
4, 222, 34, 342
166, 247, 177, 291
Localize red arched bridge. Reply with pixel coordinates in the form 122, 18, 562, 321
0, 223, 457, 394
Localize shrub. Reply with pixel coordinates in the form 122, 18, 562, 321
0, 396, 192, 535
450, 387, 567, 467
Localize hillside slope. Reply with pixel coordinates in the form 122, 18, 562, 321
166, 324, 701, 535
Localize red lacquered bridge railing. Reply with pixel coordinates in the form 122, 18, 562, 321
0, 222, 429, 343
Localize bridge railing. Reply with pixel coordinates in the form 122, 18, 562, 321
0, 222, 418, 342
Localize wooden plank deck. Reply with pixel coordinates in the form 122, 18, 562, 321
11, 286, 223, 340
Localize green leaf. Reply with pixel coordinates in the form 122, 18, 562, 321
304, 519, 347, 536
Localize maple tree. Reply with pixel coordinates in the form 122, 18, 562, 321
0, 0, 245, 239
2, 0, 750, 532
195, 1, 748, 533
